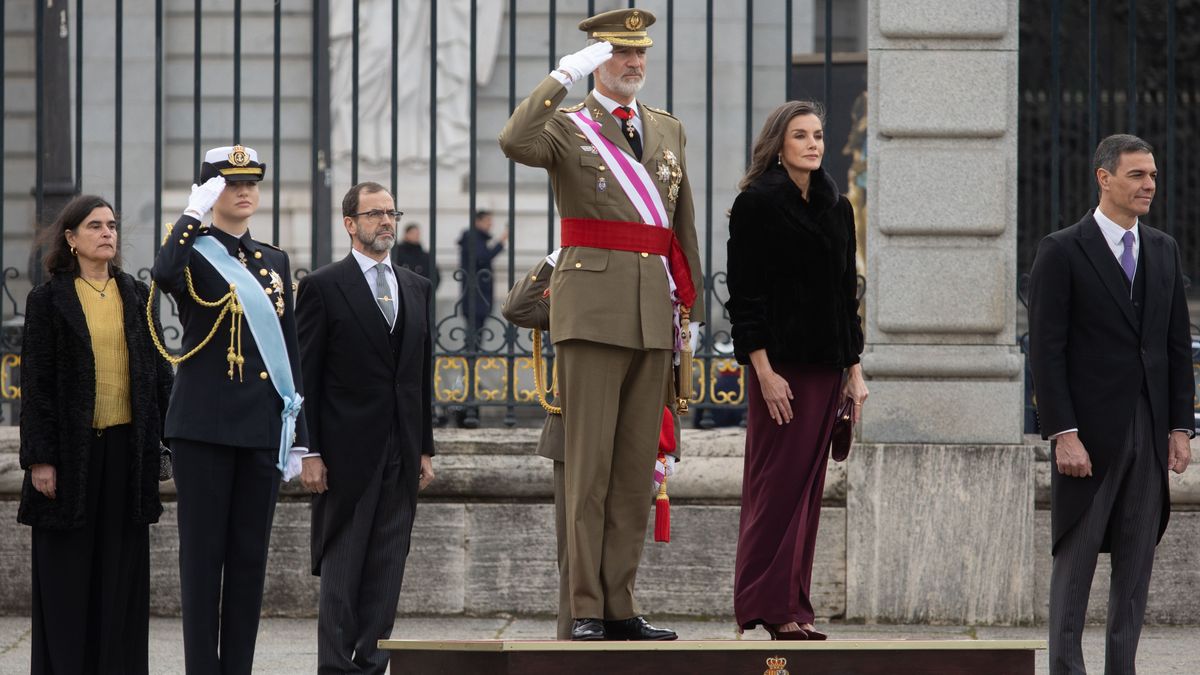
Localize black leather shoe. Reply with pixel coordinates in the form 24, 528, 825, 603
571, 618, 606, 641
604, 616, 678, 641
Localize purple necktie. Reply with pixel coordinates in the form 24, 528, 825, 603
1120, 230, 1136, 283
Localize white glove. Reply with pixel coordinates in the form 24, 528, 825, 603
183, 176, 226, 220
554, 41, 613, 87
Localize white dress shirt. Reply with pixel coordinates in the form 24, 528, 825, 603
351, 247, 398, 330
1093, 206, 1140, 277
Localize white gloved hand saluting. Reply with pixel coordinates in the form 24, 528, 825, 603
553, 41, 613, 87
183, 175, 226, 221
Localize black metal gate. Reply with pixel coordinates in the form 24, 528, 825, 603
1, 0, 858, 427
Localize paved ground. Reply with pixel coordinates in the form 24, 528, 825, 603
1, 615, 1197, 673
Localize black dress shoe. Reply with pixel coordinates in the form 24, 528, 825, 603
571, 618, 606, 641
604, 616, 678, 641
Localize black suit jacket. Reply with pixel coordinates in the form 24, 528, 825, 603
1028, 212, 1194, 552
151, 217, 309, 450
296, 253, 434, 575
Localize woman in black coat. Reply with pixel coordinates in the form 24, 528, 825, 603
18, 194, 174, 674
727, 101, 867, 640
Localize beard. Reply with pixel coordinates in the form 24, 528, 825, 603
598, 66, 645, 99
357, 228, 395, 254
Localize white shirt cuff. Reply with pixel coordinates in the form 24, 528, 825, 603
548, 69, 572, 88
1051, 428, 1078, 439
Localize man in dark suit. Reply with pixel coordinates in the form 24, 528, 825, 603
1029, 134, 1194, 674
152, 145, 309, 675
296, 181, 435, 674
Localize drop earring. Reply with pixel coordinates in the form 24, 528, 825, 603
776, 154, 782, 166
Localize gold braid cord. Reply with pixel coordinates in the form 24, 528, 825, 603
531, 329, 561, 415
146, 267, 245, 380
676, 306, 693, 414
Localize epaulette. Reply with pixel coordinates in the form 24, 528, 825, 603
644, 105, 677, 119
558, 102, 586, 113
255, 240, 283, 252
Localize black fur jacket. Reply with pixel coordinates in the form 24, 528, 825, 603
726, 165, 864, 368
18, 272, 173, 529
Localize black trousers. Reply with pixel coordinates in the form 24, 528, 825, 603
317, 433, 418, 675
172, 439, 280, 675
1048, 395, 1164, 675
31, 424, 150, 675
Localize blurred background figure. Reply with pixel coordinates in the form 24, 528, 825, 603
392, 222, 440, 289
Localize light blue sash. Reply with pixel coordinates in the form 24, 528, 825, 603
194, 236, 303, 475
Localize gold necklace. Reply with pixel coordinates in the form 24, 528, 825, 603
79, 276, 113, 298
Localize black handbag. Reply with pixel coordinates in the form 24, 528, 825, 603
159, 443, 173, 482
830, 398, 854, 462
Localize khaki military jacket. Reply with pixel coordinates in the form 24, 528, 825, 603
501, 257, 680, 463
499, 76, 704, 350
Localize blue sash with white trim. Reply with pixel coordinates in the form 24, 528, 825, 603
193, 236, 303, 476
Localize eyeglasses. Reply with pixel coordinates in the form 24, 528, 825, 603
350, 209, 403, 223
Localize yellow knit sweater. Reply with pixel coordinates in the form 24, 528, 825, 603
75, 277, 132, 428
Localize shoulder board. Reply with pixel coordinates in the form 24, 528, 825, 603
558, 102, 586, 113
644, 105, 677, 119
255, 241, 283, 252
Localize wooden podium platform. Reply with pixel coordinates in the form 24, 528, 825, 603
381, 638, 1046, 674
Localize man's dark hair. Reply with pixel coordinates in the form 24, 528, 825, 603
342, 181, 392, 218
404, 223, 420, 235
474, 210, 492, 222
1093, 134, 1154, 174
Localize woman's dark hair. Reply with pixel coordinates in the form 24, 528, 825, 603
39, 194, 123, 276
738, 100, 826, 191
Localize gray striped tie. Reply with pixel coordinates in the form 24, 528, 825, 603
374, 263, 395, 326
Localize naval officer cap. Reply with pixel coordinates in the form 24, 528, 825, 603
199, 144, 267, 183
579, 8, 656, 48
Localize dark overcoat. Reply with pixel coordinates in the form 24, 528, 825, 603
726, 165, 864, 368
295, 254, 435, 575
1028, 212, 1195, 552
18, 272, 173, 529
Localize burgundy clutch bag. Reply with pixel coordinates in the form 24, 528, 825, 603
830, 398, 854, 462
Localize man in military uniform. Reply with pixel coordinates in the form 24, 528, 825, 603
499, 8, 702, 641
151, 145, 308, 674
502, 254, 681, 640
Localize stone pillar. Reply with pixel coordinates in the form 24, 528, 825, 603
850, 0, 1034, 623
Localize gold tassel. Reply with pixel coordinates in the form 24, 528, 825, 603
532, 329, 562, 415
676, 306, 692, 415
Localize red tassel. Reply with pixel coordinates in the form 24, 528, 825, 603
654, 477, 671, 543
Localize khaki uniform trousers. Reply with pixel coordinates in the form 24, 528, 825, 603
557, 339, 672, 620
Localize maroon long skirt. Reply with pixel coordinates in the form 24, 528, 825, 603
734, 362, 843, 630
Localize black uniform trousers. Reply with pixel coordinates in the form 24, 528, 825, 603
31, 424, 149, 675
173, 439, 281, 675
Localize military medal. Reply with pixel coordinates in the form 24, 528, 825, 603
268, 270, 285, 317
661, 149, 683, 203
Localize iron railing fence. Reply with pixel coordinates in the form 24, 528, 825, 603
1, 0, 862, 426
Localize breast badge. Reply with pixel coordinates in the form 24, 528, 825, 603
597, 175, 608, 192
267, 270, 285, 317
659, 149, 682, 203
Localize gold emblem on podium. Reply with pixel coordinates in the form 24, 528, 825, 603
764, 656, 789, 675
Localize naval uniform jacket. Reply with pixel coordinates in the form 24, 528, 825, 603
150, 217, 309, 450
296, 254, 435, 574
499, 76, 704, 350
1028, 212, 1195, 552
